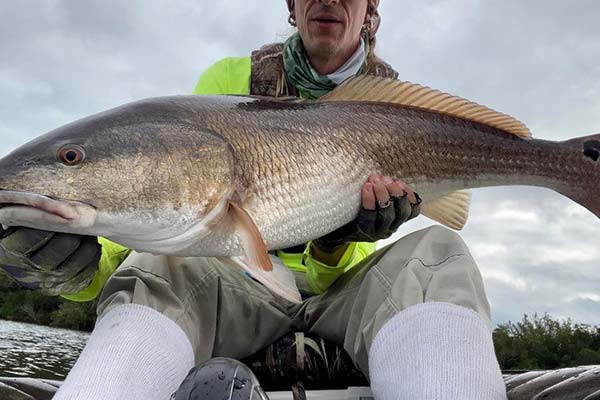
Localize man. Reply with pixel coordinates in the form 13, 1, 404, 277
0, 1, 507, 399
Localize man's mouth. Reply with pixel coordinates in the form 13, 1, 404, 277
311, 14, 342, 25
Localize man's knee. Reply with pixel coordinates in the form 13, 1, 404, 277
421, 224, 466, 242
407, 225, 483, 281
404, 225, 470, 262
373, 225, 473, 277
401, 226, 491, 325
96, 254, 232, 320
373, 225, 490, 322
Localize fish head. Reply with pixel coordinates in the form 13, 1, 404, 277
0, 97, 236, 253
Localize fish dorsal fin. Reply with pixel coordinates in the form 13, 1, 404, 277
421, 190, 472, 230
228, 201, 273, 271
320, 75, 532, 139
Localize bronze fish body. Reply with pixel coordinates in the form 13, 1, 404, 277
0, 76, 598, 301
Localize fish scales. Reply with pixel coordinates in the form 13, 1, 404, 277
103, 94, 586, 255
0, 76, 598, 301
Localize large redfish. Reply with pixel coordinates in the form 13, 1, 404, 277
0, 76, 598, 302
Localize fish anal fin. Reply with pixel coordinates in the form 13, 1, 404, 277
227, 256, 302, 304
320, 75, 532, 140
228, 201, 272, 271
421, 190, 472, 230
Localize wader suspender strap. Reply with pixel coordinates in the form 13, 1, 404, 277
250, 42, 399, 97
251, 43, 298, 98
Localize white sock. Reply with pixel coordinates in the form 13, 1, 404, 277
368, 302, 507, 400
54, 304, 195, 400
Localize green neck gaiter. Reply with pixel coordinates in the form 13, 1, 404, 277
283, 32, 368, 99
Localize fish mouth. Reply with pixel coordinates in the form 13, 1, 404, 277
0, 190, 97, 233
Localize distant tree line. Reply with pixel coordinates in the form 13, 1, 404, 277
0, 271, 96, 331
2, 271, 600, 369
493, 313, 600, 370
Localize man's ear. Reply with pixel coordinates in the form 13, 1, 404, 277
363, 13, 373, 29
363, 3, 372, 25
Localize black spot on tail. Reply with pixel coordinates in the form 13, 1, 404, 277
583, 139, 600, 162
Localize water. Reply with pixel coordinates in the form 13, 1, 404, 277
0, 319, 87, 380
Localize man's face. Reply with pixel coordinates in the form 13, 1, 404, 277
294, 0, 369, 58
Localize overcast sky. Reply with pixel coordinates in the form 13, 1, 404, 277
0, 0, 598, 327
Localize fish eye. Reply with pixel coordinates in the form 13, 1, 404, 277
58, 145, 85, 166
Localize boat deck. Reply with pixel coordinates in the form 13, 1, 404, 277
2, 366, 600, 400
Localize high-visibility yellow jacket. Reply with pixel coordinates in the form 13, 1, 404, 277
63, 57, 375, 301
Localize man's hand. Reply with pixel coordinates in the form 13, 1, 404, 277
311, 174, 421, 263
0, 226, 101, 295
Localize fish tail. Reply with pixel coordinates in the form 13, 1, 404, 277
560, 133, 600, 218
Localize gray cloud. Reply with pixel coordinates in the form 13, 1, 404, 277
377, 1, 600, 139
0, 1, 289, 146
1, 0, 599, 326
385, 186, 600, 326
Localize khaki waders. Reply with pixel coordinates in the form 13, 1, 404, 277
97, 226, 491, 377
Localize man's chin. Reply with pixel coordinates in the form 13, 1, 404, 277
304, 38, 340, 57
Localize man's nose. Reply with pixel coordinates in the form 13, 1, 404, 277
319, 0, 340, 5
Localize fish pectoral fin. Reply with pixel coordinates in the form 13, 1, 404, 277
319, 75, 532, 140
228, 201, 273, 272
421, 190, 472, 230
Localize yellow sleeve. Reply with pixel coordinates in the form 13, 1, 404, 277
304, 241, 376, 293
193, 57, 251, 96
278, 241, 377, 294
61, 238, 131, 302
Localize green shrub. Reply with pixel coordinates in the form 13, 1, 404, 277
494, 313, 600, 370
50, 301, 96, 331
